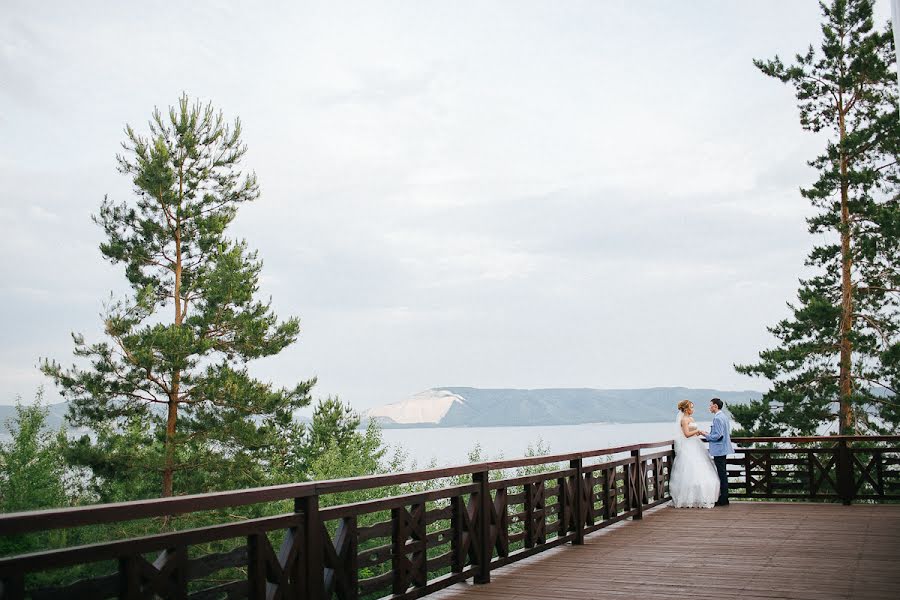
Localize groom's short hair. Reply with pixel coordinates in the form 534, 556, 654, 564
710, 398, 724, 410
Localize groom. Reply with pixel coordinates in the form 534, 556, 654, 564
705, 398, 733, 506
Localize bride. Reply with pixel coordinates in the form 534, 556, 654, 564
669, 399, 720, 508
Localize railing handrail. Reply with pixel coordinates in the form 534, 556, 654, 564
0, 438, 674, 536
3, 436, 896, 536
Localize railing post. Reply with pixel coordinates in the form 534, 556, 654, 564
836, 439, 853, 505
522, 482, 534, 548
664, 443, 675, 500
247, 533, 268, 599
570, 458, 585, 545
0, 574, 25, 600
118, 556, 140, 600
473, 470, 492, 584
556, 472, 569, 538
875, 449, 885, 498
450, 495, 465, 572
631, 449, 643, 520
601, 467, 612, 520
391, 506, 403, 594
807, 450, 816, 498
296, 495, 325, 597
744, 449, 752, 497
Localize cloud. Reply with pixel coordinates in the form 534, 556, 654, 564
27, 205, 58, 221
4, 0, 869, 410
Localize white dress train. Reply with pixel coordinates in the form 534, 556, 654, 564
669, 413, 720, 508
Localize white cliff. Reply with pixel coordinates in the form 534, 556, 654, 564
367, 389, 465, 424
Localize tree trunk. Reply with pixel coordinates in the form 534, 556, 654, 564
162, 173, 185, 498
162, 395, 178, 498
838, 112, 854, 435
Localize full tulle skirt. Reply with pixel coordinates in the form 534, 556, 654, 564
670, 436, 720, 508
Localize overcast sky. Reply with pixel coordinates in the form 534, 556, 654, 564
2, 1, 894, 412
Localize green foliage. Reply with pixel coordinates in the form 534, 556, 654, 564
0, 389, 70, 555
306, 421, 390, 507
0, 389, 69, 514
296, 396, 365, 475
41, 95, 314, 498
515, 438, 556, 477
736, 0, 900, 435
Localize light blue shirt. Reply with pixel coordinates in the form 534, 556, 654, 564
706, 411, 733, 456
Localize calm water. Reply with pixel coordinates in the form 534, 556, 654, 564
378, 420, 712, 467
0, 420, 714, 469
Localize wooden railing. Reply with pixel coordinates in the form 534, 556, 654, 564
0, 440, 675, 600
728, 436, 900, 504
1, 435, 896, 599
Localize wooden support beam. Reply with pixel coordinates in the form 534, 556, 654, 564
473, 471, 492, 584
570, 458, 584, 545
631, 449, 643, 520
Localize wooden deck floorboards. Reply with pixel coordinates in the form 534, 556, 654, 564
430, 502, 900, 600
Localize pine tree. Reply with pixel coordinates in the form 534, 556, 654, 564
297, 396, 363, 471
42, 96, 314, 498
734, 0, 899, 435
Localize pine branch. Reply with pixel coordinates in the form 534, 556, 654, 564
110, 334, 170, 395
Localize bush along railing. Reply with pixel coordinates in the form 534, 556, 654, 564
728, 436, 900, 504
0, 441, 674, 600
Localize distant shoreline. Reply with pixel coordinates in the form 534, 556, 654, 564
363, 419, 674, 430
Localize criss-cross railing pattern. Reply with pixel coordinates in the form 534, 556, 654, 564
728, 436, 900, 503
1, 436, 897, 599
0, 442, 672, 600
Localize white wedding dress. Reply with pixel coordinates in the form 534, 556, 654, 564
670, 412, 720, 508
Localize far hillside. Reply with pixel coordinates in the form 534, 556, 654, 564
367, 387, 763, 428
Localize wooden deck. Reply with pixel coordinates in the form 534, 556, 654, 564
431, 502, 900, 600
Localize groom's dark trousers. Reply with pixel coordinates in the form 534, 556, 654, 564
713, 455, 728, 504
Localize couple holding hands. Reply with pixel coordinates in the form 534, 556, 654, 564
670, 398, 734, 508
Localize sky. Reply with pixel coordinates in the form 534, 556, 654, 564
2, 1, 895, 412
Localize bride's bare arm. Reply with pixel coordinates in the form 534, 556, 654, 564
680, 417, 702, 437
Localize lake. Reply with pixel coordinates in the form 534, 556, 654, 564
0, 420, 712, 470
378, 420, 707, 467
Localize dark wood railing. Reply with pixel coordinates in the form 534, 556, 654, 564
0, 441, 675, 600
729, 435, 900, 504
0, 435, 897, 599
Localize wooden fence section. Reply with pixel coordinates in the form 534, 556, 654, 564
0, 435, 897, 599
729, 436, 900, 503
0, 441, 674, 600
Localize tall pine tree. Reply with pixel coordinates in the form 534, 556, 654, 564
734, 0, 899, 436
42, 96, 314, 498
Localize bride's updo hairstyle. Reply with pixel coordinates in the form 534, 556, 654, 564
677, 399, 692, 413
